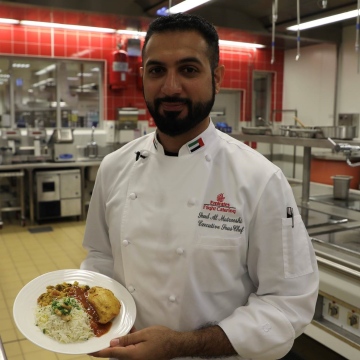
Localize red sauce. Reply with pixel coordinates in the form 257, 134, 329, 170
68, 286, 111, 337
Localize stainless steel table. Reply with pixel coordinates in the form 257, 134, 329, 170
0, 160, 102, 224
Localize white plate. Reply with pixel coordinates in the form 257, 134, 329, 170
13, 269, 136, 354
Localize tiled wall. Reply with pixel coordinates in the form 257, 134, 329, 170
0, 3, 284, 123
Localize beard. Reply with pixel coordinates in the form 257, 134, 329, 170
145, 80, 216, 137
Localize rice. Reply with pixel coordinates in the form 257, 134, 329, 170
35, 297, 94, 343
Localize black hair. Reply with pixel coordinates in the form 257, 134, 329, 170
142, 13, 219, 70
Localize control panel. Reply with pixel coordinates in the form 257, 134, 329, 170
313, 291, 360, 347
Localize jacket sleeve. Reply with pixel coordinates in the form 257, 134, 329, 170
80, 163, 114, 278
219, 169, 319, 359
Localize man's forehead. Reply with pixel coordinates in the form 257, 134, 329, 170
143, 31, 208, 60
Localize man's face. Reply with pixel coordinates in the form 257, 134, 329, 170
141, 31, 223, 137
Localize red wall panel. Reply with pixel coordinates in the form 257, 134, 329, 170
0, 3, 284, 123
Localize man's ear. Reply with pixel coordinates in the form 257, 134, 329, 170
214, 65, 225, 94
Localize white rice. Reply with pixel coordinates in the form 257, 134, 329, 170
35, 298, 94, 343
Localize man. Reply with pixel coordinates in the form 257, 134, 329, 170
81, 13, 319, 360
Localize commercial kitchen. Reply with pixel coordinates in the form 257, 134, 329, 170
0, 1, 359, 359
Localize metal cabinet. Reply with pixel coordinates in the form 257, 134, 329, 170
35, 169, 81, 221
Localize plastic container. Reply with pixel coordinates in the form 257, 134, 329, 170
331, 175, 353, 199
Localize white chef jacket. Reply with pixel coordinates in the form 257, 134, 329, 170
81, 121, 319, 360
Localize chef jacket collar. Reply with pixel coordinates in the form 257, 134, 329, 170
152, 119, 217, 157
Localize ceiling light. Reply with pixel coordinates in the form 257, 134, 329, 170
20, 20, 115, 33
0, 18, 19, 24
12, 63, 30, 68
35, 64, 56, 76
77, 72, 93, 77
116, 29, 146, 36
287, 9, 358, 31
168, 0, 211, 14
219, 40, 265, 49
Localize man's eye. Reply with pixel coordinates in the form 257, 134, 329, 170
148, 67, 164, 76
181, 66, 198, 75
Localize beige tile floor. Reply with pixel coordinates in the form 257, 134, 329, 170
0, 219, 102, 360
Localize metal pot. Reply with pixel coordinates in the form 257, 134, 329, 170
331, 175, 353, 200
316, 126, 356, 140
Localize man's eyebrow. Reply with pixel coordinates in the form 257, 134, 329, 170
145, 57, 203, 67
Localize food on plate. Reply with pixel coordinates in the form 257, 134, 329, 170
87, 286, 121, 324
35, 281, 121, 343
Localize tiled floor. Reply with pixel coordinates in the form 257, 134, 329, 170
0, 219, 98, 360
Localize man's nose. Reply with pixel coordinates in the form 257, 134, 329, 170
161, 71, 181, 95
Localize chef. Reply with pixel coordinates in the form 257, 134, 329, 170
81, 13, 319, 360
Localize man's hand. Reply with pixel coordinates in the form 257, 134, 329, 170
90, 325, 179, 360
90, 324, 236, 360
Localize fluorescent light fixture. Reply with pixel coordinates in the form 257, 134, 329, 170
51, 101, 67, 108
35, 64, 56, 76
168, 0, 211, 14
116, 29, 146, 36
287, 9, 358, 31
20, 20, 115, 33
77, 72, 93, 77
33, 78, 54, 87
219, 39, 265, 49
0, 18, 19, 24
12, 63, 30, 68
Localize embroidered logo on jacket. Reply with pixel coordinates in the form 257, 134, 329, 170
187, 137, 204, 153
198, 194, 244, 233
203, 193, 236, 214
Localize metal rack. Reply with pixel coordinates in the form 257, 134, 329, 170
230, 133, 337, 205
0, 170, 26, 228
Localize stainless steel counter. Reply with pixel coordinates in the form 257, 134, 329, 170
231, 129, 360, 358
0, 160, 102, 224
290, 181, 360, 358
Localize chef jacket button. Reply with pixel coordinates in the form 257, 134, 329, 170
129, 192, 137, 200
205, 154, 211, 162
169, 295, 176, 302
188, 198, 196, 206
176, 247, 184, 255
128, 286, 135, 293
142, 150, 149, 158
122, 239, 129, 246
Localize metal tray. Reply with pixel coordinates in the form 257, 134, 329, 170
241, 126, 272, 135
279, 126, 319, 138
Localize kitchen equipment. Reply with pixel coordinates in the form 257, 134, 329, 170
87, 126, 98, 158
280, 125, 319, 138
35, 169, 81, 220
338, 113, 359, 138
316, 126, 357, 140
0, 128, 21, 154
241, 126, 272, 135
117, 107, 139, 130
294, 116, 306, 128
25, 128, 48, 161
0, 147, 13, 164
48, 129, 76, 162
287, 127, 319, 138
331, 175, 353, 200
279, 125, 300, 136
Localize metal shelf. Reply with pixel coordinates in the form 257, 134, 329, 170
230, 133, 336, 148
229, 133, 360, 204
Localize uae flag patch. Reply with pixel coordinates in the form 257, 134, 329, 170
187, 137, 204, 153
